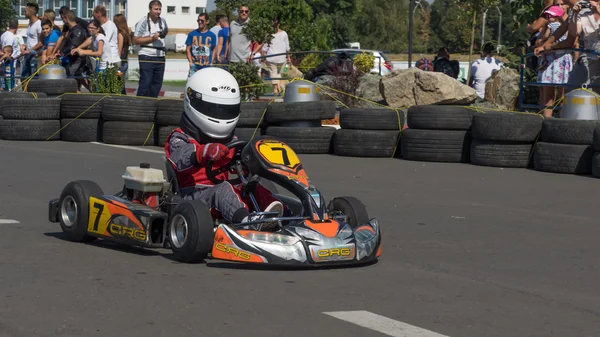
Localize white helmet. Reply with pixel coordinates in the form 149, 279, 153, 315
182, 67, 241, 139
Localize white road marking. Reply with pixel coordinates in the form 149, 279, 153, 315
91, 142, 164, 154
323, 310, 450, 337
0, 219, 20, 224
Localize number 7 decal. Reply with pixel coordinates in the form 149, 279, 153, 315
92, 202, 104, 231
271, 147, 290, 166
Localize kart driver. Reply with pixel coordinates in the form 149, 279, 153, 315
164, 67, 284, 230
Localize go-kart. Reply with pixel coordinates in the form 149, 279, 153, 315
48, 136, 382, 266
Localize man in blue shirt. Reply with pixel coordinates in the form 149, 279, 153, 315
216, 16, 230, 69
186, 13, 217, 77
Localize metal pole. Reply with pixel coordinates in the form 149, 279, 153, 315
481, 9, 488, 47
408, 0, 415, 68
496, 6, 502, 50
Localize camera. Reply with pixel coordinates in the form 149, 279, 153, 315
157, 30, 167, 39
579, 0, 592, 9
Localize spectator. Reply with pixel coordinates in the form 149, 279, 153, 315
71, 19, 115, 72
469, 42, 504, 100
210, 14, 223, 37
185, 13, 217, 77
535, 4, 571, 117
93, 5, 121, 70
0, 19, 24, 79
262, 17, 290, 95
228, 4, 251, 63
134, 0, 169, 97
1, 45, 15, 91
43, 9, 62, 32
58, 10, 88, 90
41, 18, 60, 65
114, 13, 132, 94
433, 47, 460, 79
52, 6, 90, 61
21, 2, 43, 79
216, 16, 230, 68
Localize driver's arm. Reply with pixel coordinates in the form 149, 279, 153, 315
168, 132, 228, 171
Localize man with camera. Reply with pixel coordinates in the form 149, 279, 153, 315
134, 0, 168, 97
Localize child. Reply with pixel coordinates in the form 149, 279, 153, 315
537, 5, 568, 72
41, 18, 60, 64
0, 45, 15, 91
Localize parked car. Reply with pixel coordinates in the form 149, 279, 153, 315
331, 49, 394, 76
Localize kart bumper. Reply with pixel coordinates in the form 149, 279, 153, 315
48, 198, 60, 223
212, 218, 382, 267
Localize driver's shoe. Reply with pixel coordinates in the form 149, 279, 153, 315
247, 201, 284, 232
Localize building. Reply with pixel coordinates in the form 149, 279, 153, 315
14, 0, 207, 33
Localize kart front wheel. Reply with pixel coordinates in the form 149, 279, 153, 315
58, 180, 104, 242
328, 196, 370, 229
168, 200, 214, 263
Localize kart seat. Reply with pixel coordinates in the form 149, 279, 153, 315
163, 156, 180, 194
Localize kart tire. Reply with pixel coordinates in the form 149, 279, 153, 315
60, 118, 103, 142
102, 121, 156, 146
471, 112, 543, 142
60, 93, 106, 119
1, 98, 61, 120
265, 126, 335, 154
101, 96, 158, 122
533, 142, 594, 175
156, 98, 183, 125
400, 129, 471, 163
328, 197, 370, 229
266, 101, 337, 123
540, 118, 599, 145
333, 129, 400, 157
238, 102, 269, 127
169, 200, 214, 263
407, 105, 476, 130
0, 119, 61, 140
339, 108, 405, 130
58, 180, 104, 242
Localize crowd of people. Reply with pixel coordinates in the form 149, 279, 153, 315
0, 2, 291, 97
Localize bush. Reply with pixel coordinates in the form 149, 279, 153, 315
90, 64, 125, 94
354, 52, 375, 74
228, 61, 266, 101
326, 65, 363, 108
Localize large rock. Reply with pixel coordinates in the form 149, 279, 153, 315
484, 68, 520, 110
357, 74, 385, 103
381, 68, 478, 108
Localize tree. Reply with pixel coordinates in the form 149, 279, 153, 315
214, 0, 247, 18
0, 0, 17, 34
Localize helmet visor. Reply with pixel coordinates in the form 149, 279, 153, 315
187, 87, 240, 120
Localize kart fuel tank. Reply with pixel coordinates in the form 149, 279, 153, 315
122, 163, 167, 192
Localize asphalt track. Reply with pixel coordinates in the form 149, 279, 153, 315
1, 140, 600, 337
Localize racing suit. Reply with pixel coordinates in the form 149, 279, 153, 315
165, 128, 281, 223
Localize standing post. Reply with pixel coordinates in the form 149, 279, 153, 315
408, 0, 415, 68
481, 8, 488, 47
496, 6, 502, 51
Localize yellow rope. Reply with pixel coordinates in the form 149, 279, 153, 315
45, 94, 110, 140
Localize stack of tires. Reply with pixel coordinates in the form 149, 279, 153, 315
592, 126, 600, 177
59, 93, 106, 142
0, 93, 65, 141
101, 96, 158, 146
234, 102, 269, 141
264, 101, 337, 154
533, 119, 599, 175
332, 108, 404, 157
401, 106, 475, 163
470, 113, 543, 168
155, 98, 183, 146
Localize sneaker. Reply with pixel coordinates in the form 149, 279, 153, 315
264, 201, 284, 217
241, 201, 284, 231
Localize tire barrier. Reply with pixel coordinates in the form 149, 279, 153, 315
4, 91, 600, 179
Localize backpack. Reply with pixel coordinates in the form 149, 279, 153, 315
433, 57, 460, 79
415, 58, 433, 71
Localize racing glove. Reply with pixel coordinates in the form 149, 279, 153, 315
196, 143, 229, 166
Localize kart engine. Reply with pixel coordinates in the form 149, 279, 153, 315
122, 163, 168, 209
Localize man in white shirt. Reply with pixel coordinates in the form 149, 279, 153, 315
469, 43, 503, 99
209, 14, 223, 37
1, 19, 24, 60
21, 2, 43, 78
93, 5, 121, 66
134, 0, 169, 97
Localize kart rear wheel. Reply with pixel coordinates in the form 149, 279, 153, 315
328, 197, 370, 229
58, 180, 104, 242
168, 200, 214, 263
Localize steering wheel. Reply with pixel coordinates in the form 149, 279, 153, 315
206, 139, 249, 185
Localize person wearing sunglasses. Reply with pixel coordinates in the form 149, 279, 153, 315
228, 5, 251, 63
185, 13, 217, 77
